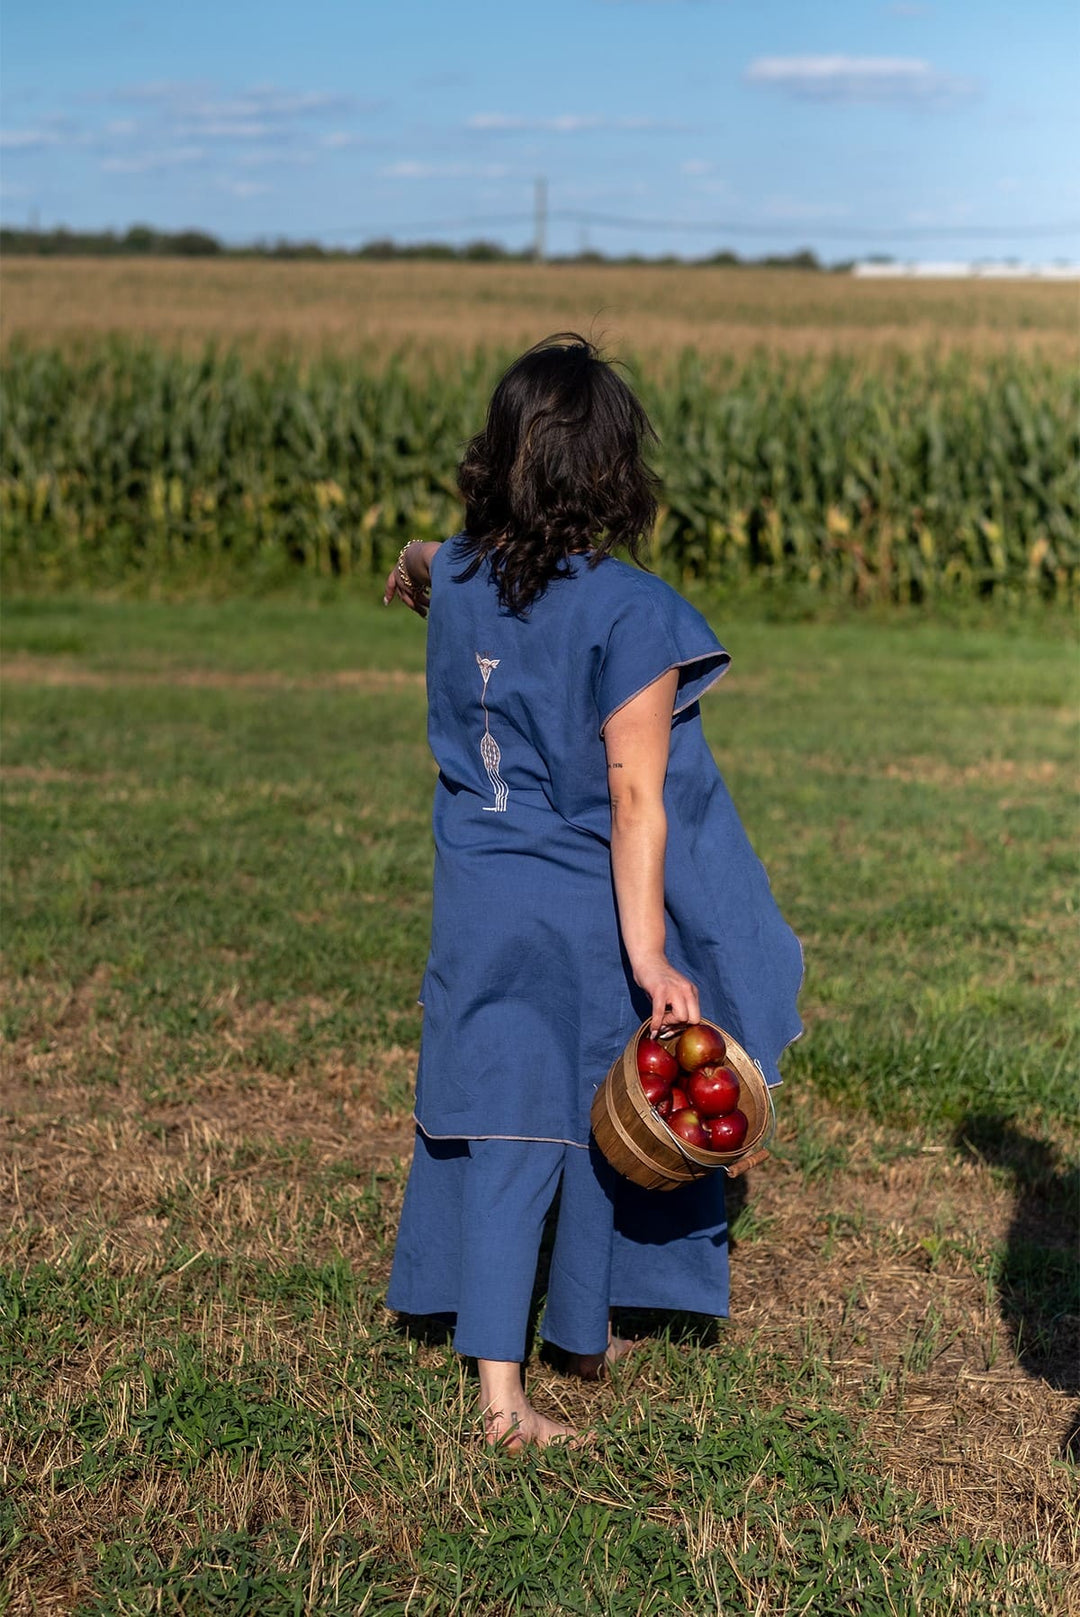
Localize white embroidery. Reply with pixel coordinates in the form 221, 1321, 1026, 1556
476, 653, 509, 812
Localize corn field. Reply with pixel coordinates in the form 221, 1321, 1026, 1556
2, 342, 1076, 598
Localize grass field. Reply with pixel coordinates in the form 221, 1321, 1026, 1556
2, 592, 1077, 1614
3, 258, 1078, 361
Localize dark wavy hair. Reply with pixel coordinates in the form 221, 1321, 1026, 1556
455, 333, 660, 614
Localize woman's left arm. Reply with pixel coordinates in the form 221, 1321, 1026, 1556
604, 668, 700, 1036
383, 540, 442, 617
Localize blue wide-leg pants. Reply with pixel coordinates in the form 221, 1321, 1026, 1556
386, 1129, 729, 1362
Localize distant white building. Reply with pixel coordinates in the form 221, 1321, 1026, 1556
852, 261, 1080, 279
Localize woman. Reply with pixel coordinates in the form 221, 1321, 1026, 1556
383, 335, 802, 1449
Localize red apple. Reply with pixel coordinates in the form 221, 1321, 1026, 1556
637, 1038, 679, 1083
687, 1064, 740, 1118
654, 1094, 673, 1120
639, 1069, 673, 1108
668, 1108, 708, 1149
675, 1024, 726, 1073
669, 1086, 689, 1114
705, 1109, 749, 1152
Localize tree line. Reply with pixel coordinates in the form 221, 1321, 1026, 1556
0, 224, 833, 269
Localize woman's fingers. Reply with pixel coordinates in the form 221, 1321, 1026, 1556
651, 992, 676, 1037
383, 567, 431, 618
648, 973, 700, 1036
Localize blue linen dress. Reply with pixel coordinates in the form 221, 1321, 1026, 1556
386, 536, 803, 1359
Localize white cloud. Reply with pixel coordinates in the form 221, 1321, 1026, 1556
744, 55, 976, 106
468, 113, 594, 132
234, 148, 315, 168
103, 83, 376, 148
681, 158, 713, 175
321, 131, 376, 149
176, 119, 280, 140
112, 83, 356, 119
218, 179, 272, 198
106, 79, 201, 105
207, 90, 351, 118
466, 112, 685, 132
380, 160, 512, 179
0, 128, 61, 150
4, 80, 384, 202
101, 146, 205, 173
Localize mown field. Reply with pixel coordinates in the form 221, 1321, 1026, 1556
2, 594, 1078, 1614
4, 258, 1078, 360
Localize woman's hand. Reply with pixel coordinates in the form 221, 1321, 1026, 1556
633, 953, 700, 1037
383, 540, 437, 618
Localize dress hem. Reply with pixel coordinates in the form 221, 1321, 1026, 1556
413, 1115, 591, 1150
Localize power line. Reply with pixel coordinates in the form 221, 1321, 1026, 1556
319, 213, 535, 236
322, 208, 1080, 243
558, 210, 1080, 241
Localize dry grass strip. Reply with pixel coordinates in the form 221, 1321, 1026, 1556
4, 259, 1077, 361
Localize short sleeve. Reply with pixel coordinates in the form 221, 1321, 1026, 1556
594, 580, 730, 735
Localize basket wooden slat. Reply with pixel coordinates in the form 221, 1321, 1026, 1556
590, 1018, 773, 1192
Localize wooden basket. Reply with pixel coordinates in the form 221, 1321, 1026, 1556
590, 1017, 774, 1192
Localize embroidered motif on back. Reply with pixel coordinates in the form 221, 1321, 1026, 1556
476, 654, 509, 812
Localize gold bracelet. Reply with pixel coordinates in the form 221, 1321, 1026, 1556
396, 543, 429, 597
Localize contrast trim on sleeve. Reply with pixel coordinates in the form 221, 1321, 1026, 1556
599, 651, 730, 736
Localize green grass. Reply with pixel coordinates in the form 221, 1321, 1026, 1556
4, 593, 1075, 1128
1, 1249, 1065, 1616
3, 592, 1077, 1614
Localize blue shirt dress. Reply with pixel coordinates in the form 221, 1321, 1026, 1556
387, 537, 803, 1356
414, 536, 803, 1147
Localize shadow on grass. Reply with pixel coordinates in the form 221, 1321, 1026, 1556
953, 1112, 1080, 1461
394, 1312, 456, 1350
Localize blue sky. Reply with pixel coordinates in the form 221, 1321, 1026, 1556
2, 0, 1077, 262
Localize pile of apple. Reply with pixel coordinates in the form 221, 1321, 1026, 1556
637, 1023, 749, 1153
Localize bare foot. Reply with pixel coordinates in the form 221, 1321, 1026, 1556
569, 1335, 642, 1382
482, 1401, 579, 1451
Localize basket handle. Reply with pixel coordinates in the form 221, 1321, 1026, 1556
724, 1147, 769, 1179
724, 1077, 778, 1177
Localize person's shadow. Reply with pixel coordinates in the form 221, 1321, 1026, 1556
953, 1113, 1080, 1461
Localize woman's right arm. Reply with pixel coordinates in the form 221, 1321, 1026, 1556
603, 669, 700, 1036
383, 539, 442, 616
